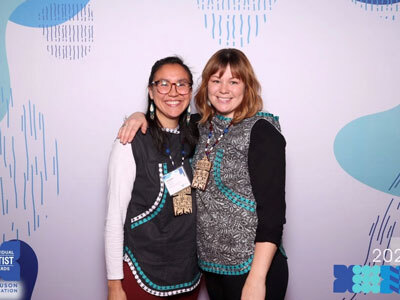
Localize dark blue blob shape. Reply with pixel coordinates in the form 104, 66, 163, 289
13, 239, 38, 300
9, 0, 90, 28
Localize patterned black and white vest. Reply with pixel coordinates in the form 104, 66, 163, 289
193, 113, 281, 275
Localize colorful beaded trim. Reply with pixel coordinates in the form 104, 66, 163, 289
130, 163, 168, 229
198, 255, 253, 275
124, 248, 201, 296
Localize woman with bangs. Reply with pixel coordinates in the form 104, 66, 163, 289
118, 48, 288, 300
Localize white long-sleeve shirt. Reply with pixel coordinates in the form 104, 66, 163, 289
104, 140, 136, 280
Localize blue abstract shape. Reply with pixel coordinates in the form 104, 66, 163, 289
333, 264, 354, 293
356, 0, 400, 4
0, 0, 90, 122
0, 240, 20, 281
334, 105, 400, 196
12, 239, 38, 300
352, 0, 400, 21
0, 240, 37, 300
381, 266, 400, 294
0, 0, 25, 122
9, 0, 90, 28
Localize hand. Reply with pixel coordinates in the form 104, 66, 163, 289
241, 275, 266, 300
117, 112, 148, 144
108, 280, 127, 300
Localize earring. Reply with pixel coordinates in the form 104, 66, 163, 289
186, 105, 191, 125
207, 100, 211, 106
150, 101, 155, 120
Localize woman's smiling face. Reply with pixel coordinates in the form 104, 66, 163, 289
207, 64, 245, 119
148, 63, 191, 128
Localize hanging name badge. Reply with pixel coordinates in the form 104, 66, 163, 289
163, 166, 191, 196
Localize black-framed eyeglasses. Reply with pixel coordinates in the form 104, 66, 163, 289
151, 79, 192, 95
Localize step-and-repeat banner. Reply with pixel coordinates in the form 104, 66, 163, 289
0, 1, 399, 299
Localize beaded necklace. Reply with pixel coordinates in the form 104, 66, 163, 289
165, 147, 185, 168
192, 119, 233, 191
204, 121, 233, 159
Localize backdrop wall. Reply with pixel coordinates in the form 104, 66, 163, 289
0, 1, 399, 299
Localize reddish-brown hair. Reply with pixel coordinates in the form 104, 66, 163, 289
195, 48, 263, 124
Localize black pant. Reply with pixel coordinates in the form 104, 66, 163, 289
204, 251, 288, 300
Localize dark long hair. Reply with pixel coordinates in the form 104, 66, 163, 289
145, 56, 198, 154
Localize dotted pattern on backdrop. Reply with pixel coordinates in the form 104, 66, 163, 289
196, 0, 277, 47
352, 0, 400, 20
39, 3, 94, 60
0, 90, 59, 243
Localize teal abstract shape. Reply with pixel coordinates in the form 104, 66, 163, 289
334, 105, 400, 196
9, 0, 90, 28
0, 0, 25, 122
0, 0, 90, 122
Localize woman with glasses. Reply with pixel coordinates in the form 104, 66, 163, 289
118, 49, 288, 300
105, 56, 201, 300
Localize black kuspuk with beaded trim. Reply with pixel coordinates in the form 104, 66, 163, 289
123, 129, 201, 297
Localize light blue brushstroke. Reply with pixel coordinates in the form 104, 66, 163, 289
33, 104, 37, 140
226, 15, 230, 45
28, 100, 32, 136
31, 165, 36, 231
12, 136, 17, 209
23, 172, 26, 210
334, 105, 400, 196
42, 114, 47, 181
218, 14, 222, 44
40, 171, 43, 205
0, 177, 4, 215
256, 14, 259, 36
247, 15, 251, 44
34, 156, 38, 175
212, 13, 216, 39
55, 139, 59, 194
23, 105, 29, 180
2, 136, 6, 167
232, 15, 236, 39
